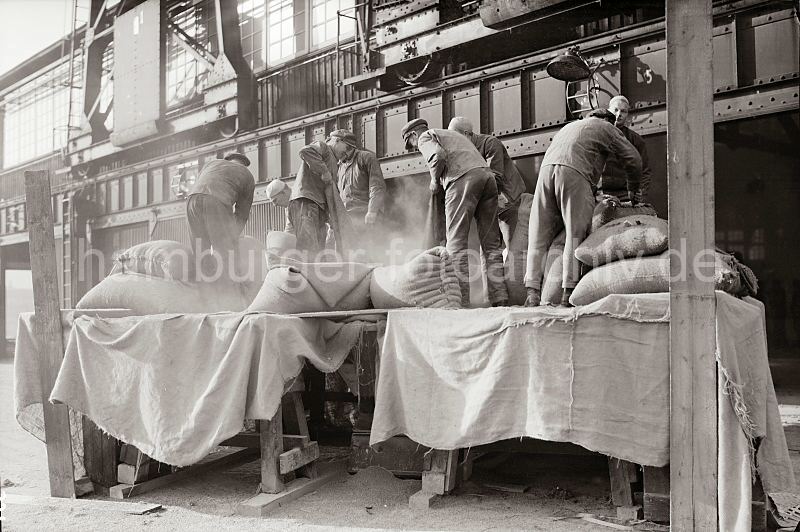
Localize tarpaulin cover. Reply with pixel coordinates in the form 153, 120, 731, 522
370, 292, 795, 506
15, 311, 363, 467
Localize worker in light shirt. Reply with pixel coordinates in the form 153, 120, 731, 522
524, 109, 642, 307
401, 118, 508, 307
599, 95, 652, 203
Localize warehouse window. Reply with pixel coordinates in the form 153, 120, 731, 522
166, 0, 217, 108
239, 0, 267, 72
266, 0, 299, 65
1, 56, 83, 169
311, 0, 354, 47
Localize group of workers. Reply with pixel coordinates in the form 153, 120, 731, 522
185, 94, 650, 308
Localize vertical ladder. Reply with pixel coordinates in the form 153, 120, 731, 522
61, 196, 72, 309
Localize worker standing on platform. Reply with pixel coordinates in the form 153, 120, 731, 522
186, 153, 255, 279
524, 109, 642, 307
447, 116, 526, 248
287, 138, 353, 257
599, 95, 652, 203
401, 118, 508, 307
327, 129, 387, 262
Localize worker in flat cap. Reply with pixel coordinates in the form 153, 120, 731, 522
186, 154, 255, 279
265, 178, 328, 246
599, 95, 652, 203
402, 118, 509, 307
448, 116, 526, 249
524, 108, 642, 307
326, 129, 387, 261
288, 136, 353, 256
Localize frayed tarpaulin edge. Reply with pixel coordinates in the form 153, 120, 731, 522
716, 347, 759, 483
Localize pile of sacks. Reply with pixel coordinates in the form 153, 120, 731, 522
77, 236, 463, 315
567, 198, 758, 305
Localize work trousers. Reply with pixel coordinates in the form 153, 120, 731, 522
444, 167, 508, 306
186, 193, 242, 279
524, 164, 595, 290
498, 196, 521, 250
288, 197, 327, 258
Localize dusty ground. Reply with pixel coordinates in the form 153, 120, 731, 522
2, 356, 799, 531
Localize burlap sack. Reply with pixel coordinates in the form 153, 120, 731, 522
237, 236, 269, 304
505, 193, 534, 305
247, 267, 329, 313
591, 195, 657, 232
576, 215, 668, 267
110, 240, 195, 281
370, 247, 462, 309
570, 251, 749, 306
76, 273, 247, 314
541, 230, 567, 305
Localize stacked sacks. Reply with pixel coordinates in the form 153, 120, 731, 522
591, 195, 658, 232
370, 247, 462, 309
505, 193, 533, 305
77, 237, 265, 314
248, 258, 373, 314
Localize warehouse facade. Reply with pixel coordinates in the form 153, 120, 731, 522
0, 0, 797, 354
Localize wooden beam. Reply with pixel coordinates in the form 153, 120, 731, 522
25, 170, 75, 499
259, 410, 284, 494
665, 1, 718, 530
279, 442, 320, 475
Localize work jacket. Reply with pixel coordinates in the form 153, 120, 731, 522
600, 126, 651, 200
417, 129, 488, 188
290, 141, 338, 209
542, 117, 642, 195
188, 159, 255, 228
337, 148, 387, 215
470, 133, 526, 202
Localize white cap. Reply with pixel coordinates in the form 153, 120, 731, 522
265, 179, 289, 203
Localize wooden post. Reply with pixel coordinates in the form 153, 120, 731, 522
260, 409, 284, 494
25, 170, 75, 498
666, 1, 717, 530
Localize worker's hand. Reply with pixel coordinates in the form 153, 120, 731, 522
497, 192, 509, 211
364, 212, 378, 225
524, 288, 541, 307
429, 179, 439, 193
321, 171, 333, 185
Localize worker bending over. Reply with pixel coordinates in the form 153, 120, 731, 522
448, 116, 526, 247
186, 153, 254, 279
402, 118, 508, 307
285, 138, 341, 256
328, 129, 387, 262
524, 109, 642, 307
599, 95, 651, 202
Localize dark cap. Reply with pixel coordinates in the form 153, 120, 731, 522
586, 108, 616, 124
328, 129, 357, 148
401, 118, 428, 149
224, 153, 251, 167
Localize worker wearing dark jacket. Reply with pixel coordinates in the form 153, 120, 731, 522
524, 109, 642, 307
448, 117, 526, 248
288, 140, 338, 254
186, 154, 255, 278
599, 95, 652, 202
327, 129, 387, 262
402, 118, 508, 307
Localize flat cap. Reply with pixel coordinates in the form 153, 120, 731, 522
224, 152, 251, 167
328, 129, 357, 148
400, 118, 428, 140
265, 179, 289, 203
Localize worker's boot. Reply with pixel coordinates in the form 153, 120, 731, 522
524, 288, 541, 307
492, 299, 509, 307
560, 288, 574, 307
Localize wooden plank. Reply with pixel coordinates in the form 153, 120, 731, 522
24, 170, 75, 499
108, 448, 257, 499
608, 458, 638, 507
221, 432, 308, 450
666, 1, 718, 530
279, 442, 319, 474
3, 493, 161, 515
259, 410, 284, 494
420, 449, 459, 496
236, 461, 348, 517
117, 463, 149, 485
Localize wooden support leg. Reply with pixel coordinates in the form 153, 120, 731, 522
409, 449, 459, 509
25, 170, 75, 498
643, 465, 670, 523
283, 391, 317, 479
608, 458, 642, 520
260, 408, 284, 494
